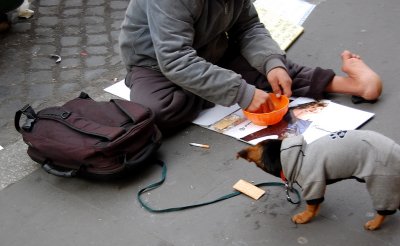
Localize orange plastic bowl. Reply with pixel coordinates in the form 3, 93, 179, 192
243, 93, 289, 126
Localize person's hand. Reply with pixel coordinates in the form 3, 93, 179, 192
267, 67, 292, 98
246, 89, 275, 112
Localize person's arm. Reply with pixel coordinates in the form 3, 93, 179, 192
230, 1, 285, 75
146, 0, 254, 108
229, 0, 293, 99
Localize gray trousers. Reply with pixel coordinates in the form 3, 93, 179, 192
125, 55, 335, 133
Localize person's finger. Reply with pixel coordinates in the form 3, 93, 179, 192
265, 97, 275, 112
260, 91, 275, 112
280, 78, 293, 97
246, 89, 267, 112
269, 80, 282, 98
261, 98, 275, 113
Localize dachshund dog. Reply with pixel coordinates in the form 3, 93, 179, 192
237, 130, 400, 230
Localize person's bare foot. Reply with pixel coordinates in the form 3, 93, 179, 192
341, 50, 382, 100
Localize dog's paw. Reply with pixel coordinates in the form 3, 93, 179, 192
364, 220, 381, 231
292, 212, 313, 224
364, 214, 385, 231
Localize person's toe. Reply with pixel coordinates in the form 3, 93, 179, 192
341, 50, 352, 60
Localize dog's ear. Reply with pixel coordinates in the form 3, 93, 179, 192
236, 146, 262, 167
259, 139, 283, 177
237, 140, 278, 171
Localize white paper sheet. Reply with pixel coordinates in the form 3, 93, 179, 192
104, 80, 130, 100
103, 79, 375, 145
254, 0, 316, 25
194, 99, 374, 145
192, 104, 241, 126
301, 101, 375, 143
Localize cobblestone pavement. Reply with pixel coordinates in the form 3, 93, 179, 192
0, 0, 128, 148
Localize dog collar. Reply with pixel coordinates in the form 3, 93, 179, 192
280, 170, 287, 182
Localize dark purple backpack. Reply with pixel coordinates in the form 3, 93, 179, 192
15, 92, 162, 179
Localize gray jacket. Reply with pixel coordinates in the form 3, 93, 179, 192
280, 130, 400, 211
119, 0, 285, 109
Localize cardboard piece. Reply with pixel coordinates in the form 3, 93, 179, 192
233, 179, 266, 200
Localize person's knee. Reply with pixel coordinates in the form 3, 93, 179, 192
127, 67, 204, 131
143, 92, 204, 132
153, 101, 201, 130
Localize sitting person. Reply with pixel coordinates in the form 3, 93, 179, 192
118, 0, 382, 134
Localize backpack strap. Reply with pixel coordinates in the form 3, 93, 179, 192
42, 161, 78, 178
37, 107, 126, 141
15, 104, 38, 133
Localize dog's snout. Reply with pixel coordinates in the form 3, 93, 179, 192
237, 149, 248, 160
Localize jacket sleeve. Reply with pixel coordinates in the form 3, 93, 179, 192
301, 181, 327, 201
146, 0, 254, 108
229, 0, 286, 75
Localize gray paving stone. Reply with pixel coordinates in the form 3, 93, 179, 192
62, 8, 83, 16
28, 70, 53, 83
111, 10, 127, 20
27, 83, 55, 99
37, 6, 58, 15
37, 16, 59, 27
87, 34, 109, 45
83, 16, 105, 25
59, 57, 81, 68
86, 25, 107, 34
39, 0, 59, 7
64, 0, 84, 8
60, 47, 81, 56
30, 44, 57, 54
30, 57, 57, 70
57, 82, 82, 95
59, 69, 82, 81
63, 26, 82, 35
84, 68, 108, 81
12, 22, 32, 32
34, 36, 56, 44
85, 55, 107, 67
88, 0, 105, 5
86, 6, 105, 16
34, 27, 55, 36
61, 17, 80, 26
60, 36, 82, 46
86, 45, 108, 55
110, 1, 129, 10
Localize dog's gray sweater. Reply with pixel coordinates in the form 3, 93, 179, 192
280, 130, 400, 211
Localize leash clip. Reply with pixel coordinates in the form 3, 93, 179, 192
284, 181, 300, 205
